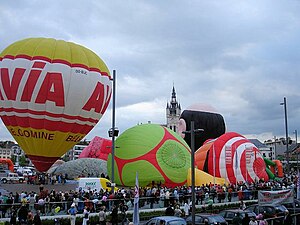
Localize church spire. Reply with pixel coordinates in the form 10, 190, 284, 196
166, 84, 181, 133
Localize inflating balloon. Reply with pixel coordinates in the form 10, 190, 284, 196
186, 168, 226, 186
195, 132, 269, 184
0, 38, 112, 171
178, 103, 226, 151
79, 136, 112, 160
107, 124, 191, 187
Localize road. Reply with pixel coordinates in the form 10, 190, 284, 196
0, 181, 77, 194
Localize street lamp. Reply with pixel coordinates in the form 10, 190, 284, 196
294, 130, 298, 172
108, 70, 119, 187
280, 97, 290, 174
182, 121, 204, 225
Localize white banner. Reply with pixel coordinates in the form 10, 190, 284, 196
258, 189, 294, 205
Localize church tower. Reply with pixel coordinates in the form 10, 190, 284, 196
166, 85, 181, 132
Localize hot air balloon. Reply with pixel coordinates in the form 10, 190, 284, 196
178, 103, 226, 151
195, 132, 269, 184
107, 124, 191, 187
79, 136, 112, 160
0, 38, 112, 171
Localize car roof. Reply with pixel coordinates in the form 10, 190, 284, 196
221, 209, 252, 212
195, 213, 219, 217
153, 216, 185, 221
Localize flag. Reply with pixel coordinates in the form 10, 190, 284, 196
133, 172, 140, 225
297, 170, 300, 200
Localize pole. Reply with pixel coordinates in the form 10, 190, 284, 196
213, 143, 216, 186
111, 70, 116, 184
295, 130, 298, 172
283, 97, 290, 174
245, 146, 247, 183
191, 121, 196, 225
235, 144, 238, 187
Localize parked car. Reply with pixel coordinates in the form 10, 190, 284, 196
282, 199, 300, 212
218, 209, 256, 225
245, 204, 287, 225
186, 213, 227, 225
282, 199, 300, 220
1, 172, 24, 183
144, 216, 186, 225
0, 169, 11, 177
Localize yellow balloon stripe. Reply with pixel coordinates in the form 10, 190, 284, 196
6, 126, 85, 157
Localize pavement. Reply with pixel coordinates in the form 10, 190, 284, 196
0, 181, 77, 194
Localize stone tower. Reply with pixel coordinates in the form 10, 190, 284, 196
166, 85, 181, 132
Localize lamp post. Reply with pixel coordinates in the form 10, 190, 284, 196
182, 121, 204, 225
108, 70, 119, 186
280, 97, 290, 174
294, 130, 298, 171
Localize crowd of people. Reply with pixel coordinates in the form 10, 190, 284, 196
0, 172, 298, 225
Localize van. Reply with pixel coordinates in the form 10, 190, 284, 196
76, 177, 117, 192
16, 168, 34, 176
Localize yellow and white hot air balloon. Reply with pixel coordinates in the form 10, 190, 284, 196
0, 38, 112, 171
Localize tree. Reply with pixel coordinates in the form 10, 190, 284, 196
19, 155, 27, 166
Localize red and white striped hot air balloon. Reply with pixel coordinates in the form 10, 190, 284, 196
195, 132, 269, 184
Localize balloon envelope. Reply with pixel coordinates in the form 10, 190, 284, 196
79, 136, 112, 160
178, 104, 226, 150
195, 132, 269, 184
107, 124, 191, 187
0, 38, 112, 171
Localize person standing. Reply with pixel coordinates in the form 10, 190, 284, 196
82, 206, 90, 225
232, 212, 242, 225
183, 201, 189, 217
110, 204, 118, 225
283, 210, 292, 225
249, 216, 258, 225
33, 210, 42, 225
17, 203, 28, 225
98, 206, 106, 225
9, 207, 17, 225
242, 213, 250, 225
68, 203, 77, 225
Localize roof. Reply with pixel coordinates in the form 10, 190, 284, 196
248, 139, 268, 148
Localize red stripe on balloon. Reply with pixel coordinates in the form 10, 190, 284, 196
27, 154, 60, 172
1, 55, 110, 77
1, 115, 93, 133
240, 150, 254, 183
0, 108, 99, 123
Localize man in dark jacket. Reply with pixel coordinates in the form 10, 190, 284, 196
232, 212, 242, 225
17, 204, 28, 225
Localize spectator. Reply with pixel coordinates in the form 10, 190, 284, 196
98, 206, 106, 225
249, 216, 258, 225
9, 207, 17, 225
68, 203, 77, 225
165, 204, 174, 216
232, 212, 242, 225
174, 205, 182, 217
33, 210, 42, 225
17, 203, 28, 225
110, 204, 118, 225
242, 213, 250, 225
82, 206, 89, 225
283, 210, 292, 225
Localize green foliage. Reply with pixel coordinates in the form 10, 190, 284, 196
18, 155, 27, 166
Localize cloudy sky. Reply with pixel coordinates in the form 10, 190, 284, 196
1, 0, 300, 143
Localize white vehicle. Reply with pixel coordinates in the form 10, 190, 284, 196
16, 168, 34, 176
76, 177, 117, 192
1, 172, 24, 183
